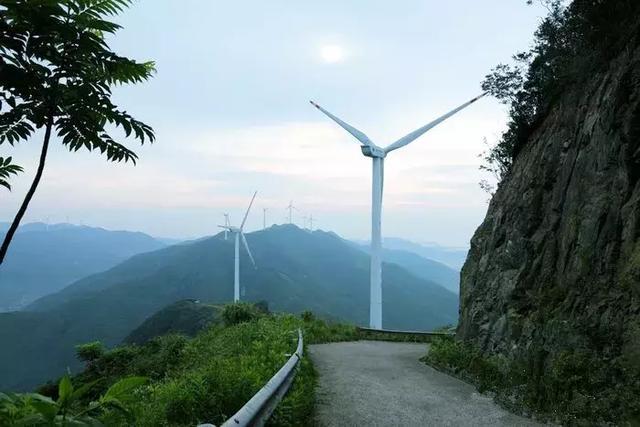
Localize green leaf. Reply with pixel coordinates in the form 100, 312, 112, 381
101, 376, 147, 404
26, 393, 58, 421
58, 374, 74, 405
71, 379, 101, 402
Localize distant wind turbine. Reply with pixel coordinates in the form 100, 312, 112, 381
223, 213, 230, 240
219, 191, 258, 302
286, 201, 296, 224
310, 93, 486, 329
303, 214, 315, 231
263, 207, 268, 230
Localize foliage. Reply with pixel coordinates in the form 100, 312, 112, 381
76, 341, 105, 364
124, 300, 220, 345
480, 0, 640, 184
0, 156, 22, 190
0, 0, 155, 162
0, 374, 147, 426
424, 337, 640, 425
50, 306, 357, 426
0, 0, 155, 264
221, 302, 266, 326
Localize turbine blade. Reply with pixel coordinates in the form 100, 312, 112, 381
241, 232, 256, 268
384, 93, 486, 154
309, 100, 374, 147
218, 225, 232, 229
240, 191, 257, 230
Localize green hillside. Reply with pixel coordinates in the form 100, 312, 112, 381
124, 300, 221, 345
0, 223, 165, 311
1, 225, 458, 391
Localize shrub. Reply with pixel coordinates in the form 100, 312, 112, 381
480, 0, 640, 184
300, 310, 315, 322
54, 305, 358, 426
221, 302, 265, 326
0, 375, 147, 426
75, 341, 105, 364
424, 337, 640, 425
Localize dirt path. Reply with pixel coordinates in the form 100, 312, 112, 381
309, 340, 542, 426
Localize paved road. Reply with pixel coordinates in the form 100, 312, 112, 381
309, 341, 542, 427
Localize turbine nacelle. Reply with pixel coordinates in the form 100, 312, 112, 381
360, 145, 386, 158
219, 225, 240, 233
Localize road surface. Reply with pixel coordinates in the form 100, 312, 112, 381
309, 340, 542, 426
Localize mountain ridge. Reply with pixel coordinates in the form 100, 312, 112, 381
1, 224, 458, 391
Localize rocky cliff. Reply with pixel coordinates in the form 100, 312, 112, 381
459, 34, 640, 381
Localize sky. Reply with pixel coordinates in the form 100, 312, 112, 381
0, 0, 546, 247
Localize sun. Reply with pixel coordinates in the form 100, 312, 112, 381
320, 45, 346, 63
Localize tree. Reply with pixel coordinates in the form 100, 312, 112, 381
0, 0, 155, 264
0, 156, 22, 190
76, 341, 105, 365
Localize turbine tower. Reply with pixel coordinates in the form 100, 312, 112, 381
286, 201, 295, 224
263, 207, 268, 230
223, 213, 230, 240
219, 191, 258, 302
310, 94, 485, 329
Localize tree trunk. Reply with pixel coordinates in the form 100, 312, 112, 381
0, 116, 53, 265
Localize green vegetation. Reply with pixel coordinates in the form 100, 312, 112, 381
1, 374, 147, 426
0, 0, 155, 264
0, 156, 22, 190
424, 337, 640, 425
24, 304, 357, 426
125, 300, 220, 345
481, 0, 640, 183
0, 225, 457, 391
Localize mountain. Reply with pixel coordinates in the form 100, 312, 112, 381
123, 299, 221, 345
352, 242, 460, 293
0, 223, 166, 311
0, 224, 458, 391
381, 237, 468, 270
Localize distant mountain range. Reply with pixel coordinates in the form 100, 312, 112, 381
354, 237, 468, 270
0, 224, 458, 391
0, 223, 166, 311
351, 242, 460, 294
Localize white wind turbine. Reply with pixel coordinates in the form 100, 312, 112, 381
310, 94, 486, 329
286, 200, 296, 224
219, 191, 258, 302
223, 213, 230, 240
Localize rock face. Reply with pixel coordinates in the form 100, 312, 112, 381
458, 41, 640, 372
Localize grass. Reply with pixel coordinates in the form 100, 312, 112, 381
30, 304, 359, 426
423, 336, 640, 425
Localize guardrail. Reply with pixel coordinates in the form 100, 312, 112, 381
357, 326, 454, 342
198, 328, 303, 427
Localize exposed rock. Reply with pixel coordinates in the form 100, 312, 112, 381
459, 40, 640, 374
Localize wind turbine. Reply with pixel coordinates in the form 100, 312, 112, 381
308, 214, 314, 231
223, 213, 230, 240
286, 201, 296, 224
303, 214, 315, 231
310, 93, 486, 329
263, 207, 268, 230
219, 191, 258, 302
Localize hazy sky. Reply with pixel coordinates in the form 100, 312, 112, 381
1, 1, 546, 246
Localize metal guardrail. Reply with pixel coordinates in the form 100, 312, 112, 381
198, 328, 303, 427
